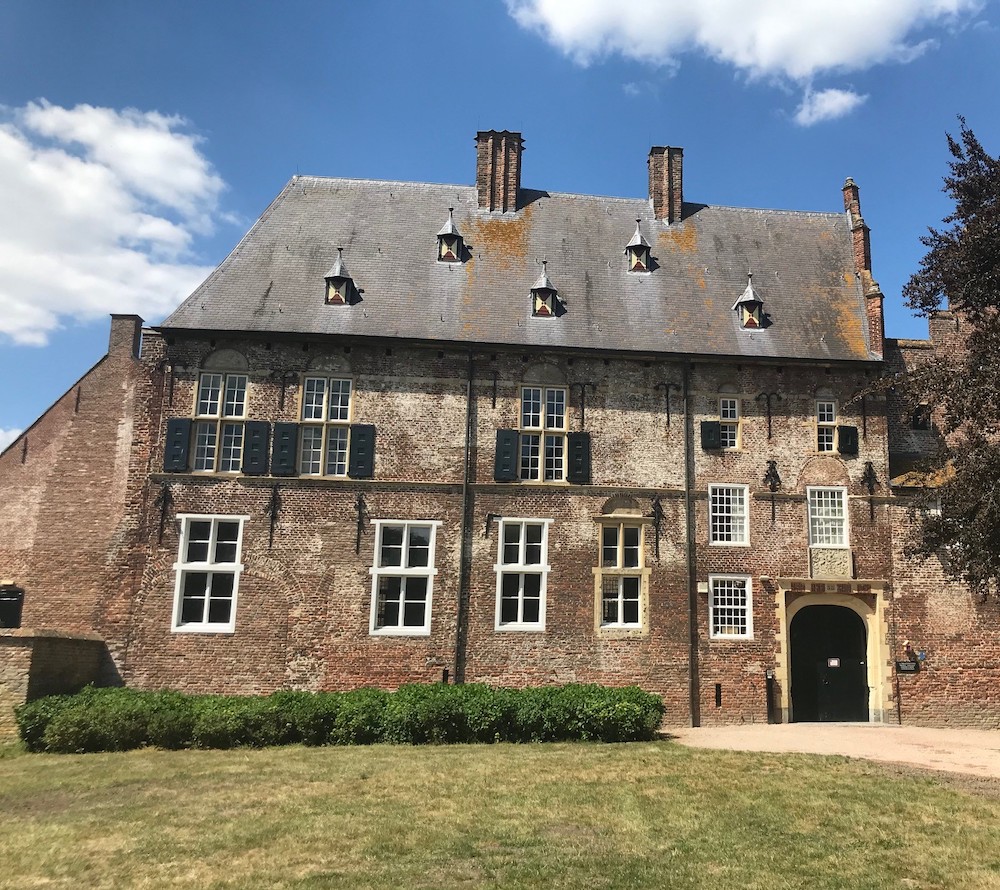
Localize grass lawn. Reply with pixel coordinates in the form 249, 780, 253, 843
1, 741, 999, 889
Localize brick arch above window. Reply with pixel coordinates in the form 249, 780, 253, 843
307, 354, 352, 375
794, 455, 851, 492
522, 362, 566, 386
600, 494, 642, 516
201, 348, 249, 372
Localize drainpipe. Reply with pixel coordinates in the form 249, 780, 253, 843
454, 350, 475, 683
683, 362, 701, 727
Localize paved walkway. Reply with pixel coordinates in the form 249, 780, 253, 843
666, 723, 1000, 780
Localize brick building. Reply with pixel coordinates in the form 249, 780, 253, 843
2, 130, 996, 727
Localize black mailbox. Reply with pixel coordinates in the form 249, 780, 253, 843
0, 585, 24, 629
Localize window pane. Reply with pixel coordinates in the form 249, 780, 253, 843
622, 577, 640, 625
720, 398, 739, 420
519, 434, 540, 480
545, 388, 566, 429
193, 421, 217, 471
602, 526, 619, 568
817, 426, 835, 452
325, 427, 348, 476
521, 388, 541, 428
502, 523, 521, 564
197, 374, 222, 416
180, 572, 208, 623
402, 577, 427, 626
601, 576, 620, 624
521, 572, 541, 623
222, 375, 247, 417
524, 523, 543, 565
500, 574, 520, 622
219, 423, 243, 472
543, 434, 564, 481
302, 378, 326, 420
329, 379, 351, 421
623, 526, 640, 567
380, 526, 404, 567
186, 521, 212, 562
377, 577, 402, 628
406, 526, 431, 567
817, 401, 836, 423
711, 578, 748, 636
299, 426, 324, 474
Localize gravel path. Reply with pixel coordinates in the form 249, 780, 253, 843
666, 723, 1000, 780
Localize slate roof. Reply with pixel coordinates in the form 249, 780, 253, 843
162, 176, 877, 363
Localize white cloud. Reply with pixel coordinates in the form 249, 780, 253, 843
0, 101, 224, 345
794, 88, 868, 126
507, 0, 980, 119
0, 428, 22, 453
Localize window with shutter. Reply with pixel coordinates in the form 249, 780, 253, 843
701, 421, 722, 450
494, 429, 519, 482
838, 425, 859, 456
241, 421, 270, 476
566, 431, 591, 484
164, 418, 192, 472
270, 423, 299, 477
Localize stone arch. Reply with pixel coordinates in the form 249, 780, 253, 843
600, 494, 643, 516
201, 348, 249, 371
307, 354, 352, 375
794, 455, 850, 492
523, 361, 566, 386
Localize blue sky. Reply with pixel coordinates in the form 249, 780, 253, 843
1, 0, 997, 446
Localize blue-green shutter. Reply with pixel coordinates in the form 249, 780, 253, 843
163, 418, 191, 472
271, 423, 299, 476
700, 421, 722, 450
838, 425, 859, 456
566, 432, 591, 484
494, 429, 519, 482
348, 424, 376, 478
242, 421, 270, 476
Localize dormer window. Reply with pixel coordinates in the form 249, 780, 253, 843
531, 261, 560, 317
436, 208, 464, 263
625, 219, 651, 272
732, 273, 764, 328
324, 247, 356, 305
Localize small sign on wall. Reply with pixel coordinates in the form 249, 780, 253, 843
896, 660, 920, 674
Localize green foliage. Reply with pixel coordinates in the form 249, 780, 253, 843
14, 683, 663, 754
899, 120, 1000, 598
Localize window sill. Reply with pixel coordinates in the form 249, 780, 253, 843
708, 541, 750, 548
370, 628, 432, 638
709, 634, 754, 642
171, 625, 236, 635
495, 624, 546, 633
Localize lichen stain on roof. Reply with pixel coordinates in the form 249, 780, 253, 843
468, 204, 534, 270
686, 263, 706, 289
843, 272, 856, 286
658, 222, 698, 254
832, 289, 870, 357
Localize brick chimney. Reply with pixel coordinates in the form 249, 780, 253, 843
842, 178, 884, 358
648, 146, 683, 223
109, 314, 143, 360
476, 130, 524, 212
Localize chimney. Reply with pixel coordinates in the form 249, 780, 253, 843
109, 314, 143, 360
476, 130, 524, 212
842, 178, 883, 358
648, 146, 684, 223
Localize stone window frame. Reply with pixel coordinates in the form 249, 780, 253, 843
718, 394, 741, 450
816, 398, 838, 453
708, 484, 750, 546
494, 518, 552, 632
171, 514, 248, 634
807, 486, 849, 548
594, 519, 649, 632
519, 386, 568, 482
192, 372, 248, 473
708, 574, 753, 640
368, 520, 440, 637
298, 375, 354, 477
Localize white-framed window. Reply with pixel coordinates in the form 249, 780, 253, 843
172, 515, 248, 633
598, 522, 644, 628
719, 397, 740, 449
299, 376, 352, 476
193, 373, 248, 472
817, 400, 837, 453
369, 521, 439, 636
709, 484, 749, 545
519, 387, 567, 481
495, 518, 551, 630
709, 575, 752, 639
807, 487, 848, 547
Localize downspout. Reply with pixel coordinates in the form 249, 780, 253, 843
454, 350, 475, 683
683, 362, 701, 727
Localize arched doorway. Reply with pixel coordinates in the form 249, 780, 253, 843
790, 605, 869, 722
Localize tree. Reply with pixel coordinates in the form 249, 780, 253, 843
902, 118, 1000, 598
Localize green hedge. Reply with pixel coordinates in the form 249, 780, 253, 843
15, 683, 663, 754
